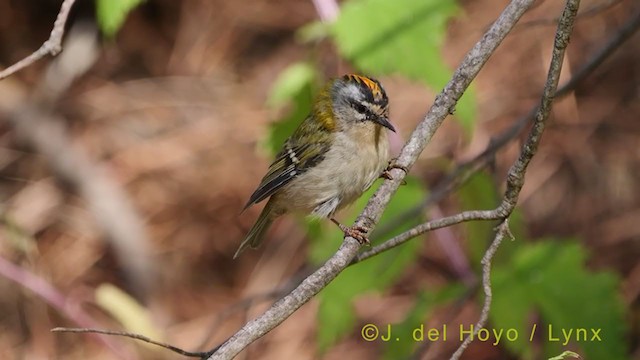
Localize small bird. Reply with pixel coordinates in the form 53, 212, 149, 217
234, 74, 396, 258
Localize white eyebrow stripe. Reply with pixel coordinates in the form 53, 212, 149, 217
362, 102, 385, 116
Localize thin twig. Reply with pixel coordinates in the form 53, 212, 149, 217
206, 1, 537, 359
374, 5, 640, 241
356, 209, 505, 263
518, 0, 620, 29
449, 220, 512, 360
51, 328, 208, 358
0, 0, 77, 80
557, 5, 640, 92
448, 0, 581, 357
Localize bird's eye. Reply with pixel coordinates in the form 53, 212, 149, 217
352, 102, 367, 114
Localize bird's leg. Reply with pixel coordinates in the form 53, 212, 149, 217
380, 157, 408, 183
330, 218, 371, 245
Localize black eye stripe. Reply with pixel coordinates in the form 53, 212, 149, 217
352, 103, 378, 121
352, 102, 368, 114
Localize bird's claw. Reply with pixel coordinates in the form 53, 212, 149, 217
342, 225, 371, 245
381, 158, 408, 184
331, 218, 371, 245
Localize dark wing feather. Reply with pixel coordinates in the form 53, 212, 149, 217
244, 149, 301, 207
243, 121, 332, 210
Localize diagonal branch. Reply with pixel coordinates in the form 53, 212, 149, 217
359, 0, 624, 264
0, 0, 77, 80
206, 0, 537, 358
373, 5, 640, 242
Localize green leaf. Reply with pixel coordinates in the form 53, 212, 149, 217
0, 215, 38, 255
298, 21, 332, 43
492, 241, 628, 360
267, 63, 317, 108
331, 0, 476, 132
312, 177, 427, 351
457, 171, 527, 267
96, 0, 144, 37
457, 172, 500, 264
548, 351, 581, 360
263, 63, 318, 156
383, 285, 465, 360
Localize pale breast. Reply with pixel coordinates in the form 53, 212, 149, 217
276, 124, 390, 218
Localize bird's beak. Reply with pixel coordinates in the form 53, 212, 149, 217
374, 117, 396, 133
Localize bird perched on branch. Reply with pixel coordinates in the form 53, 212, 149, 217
234, 74, 398, 258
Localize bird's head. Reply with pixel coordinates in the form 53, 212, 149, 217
314, 74, 395, 133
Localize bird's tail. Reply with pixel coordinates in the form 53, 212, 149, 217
233, 200, 276, 259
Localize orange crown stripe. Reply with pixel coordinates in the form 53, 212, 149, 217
348, 74, 382, 97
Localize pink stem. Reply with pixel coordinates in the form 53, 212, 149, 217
311, 0, 340, 22
0, 255, 134, 359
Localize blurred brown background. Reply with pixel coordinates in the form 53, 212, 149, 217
0, 0, 638, 359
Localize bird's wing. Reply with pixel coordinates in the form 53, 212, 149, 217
243, 122, 331, 210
